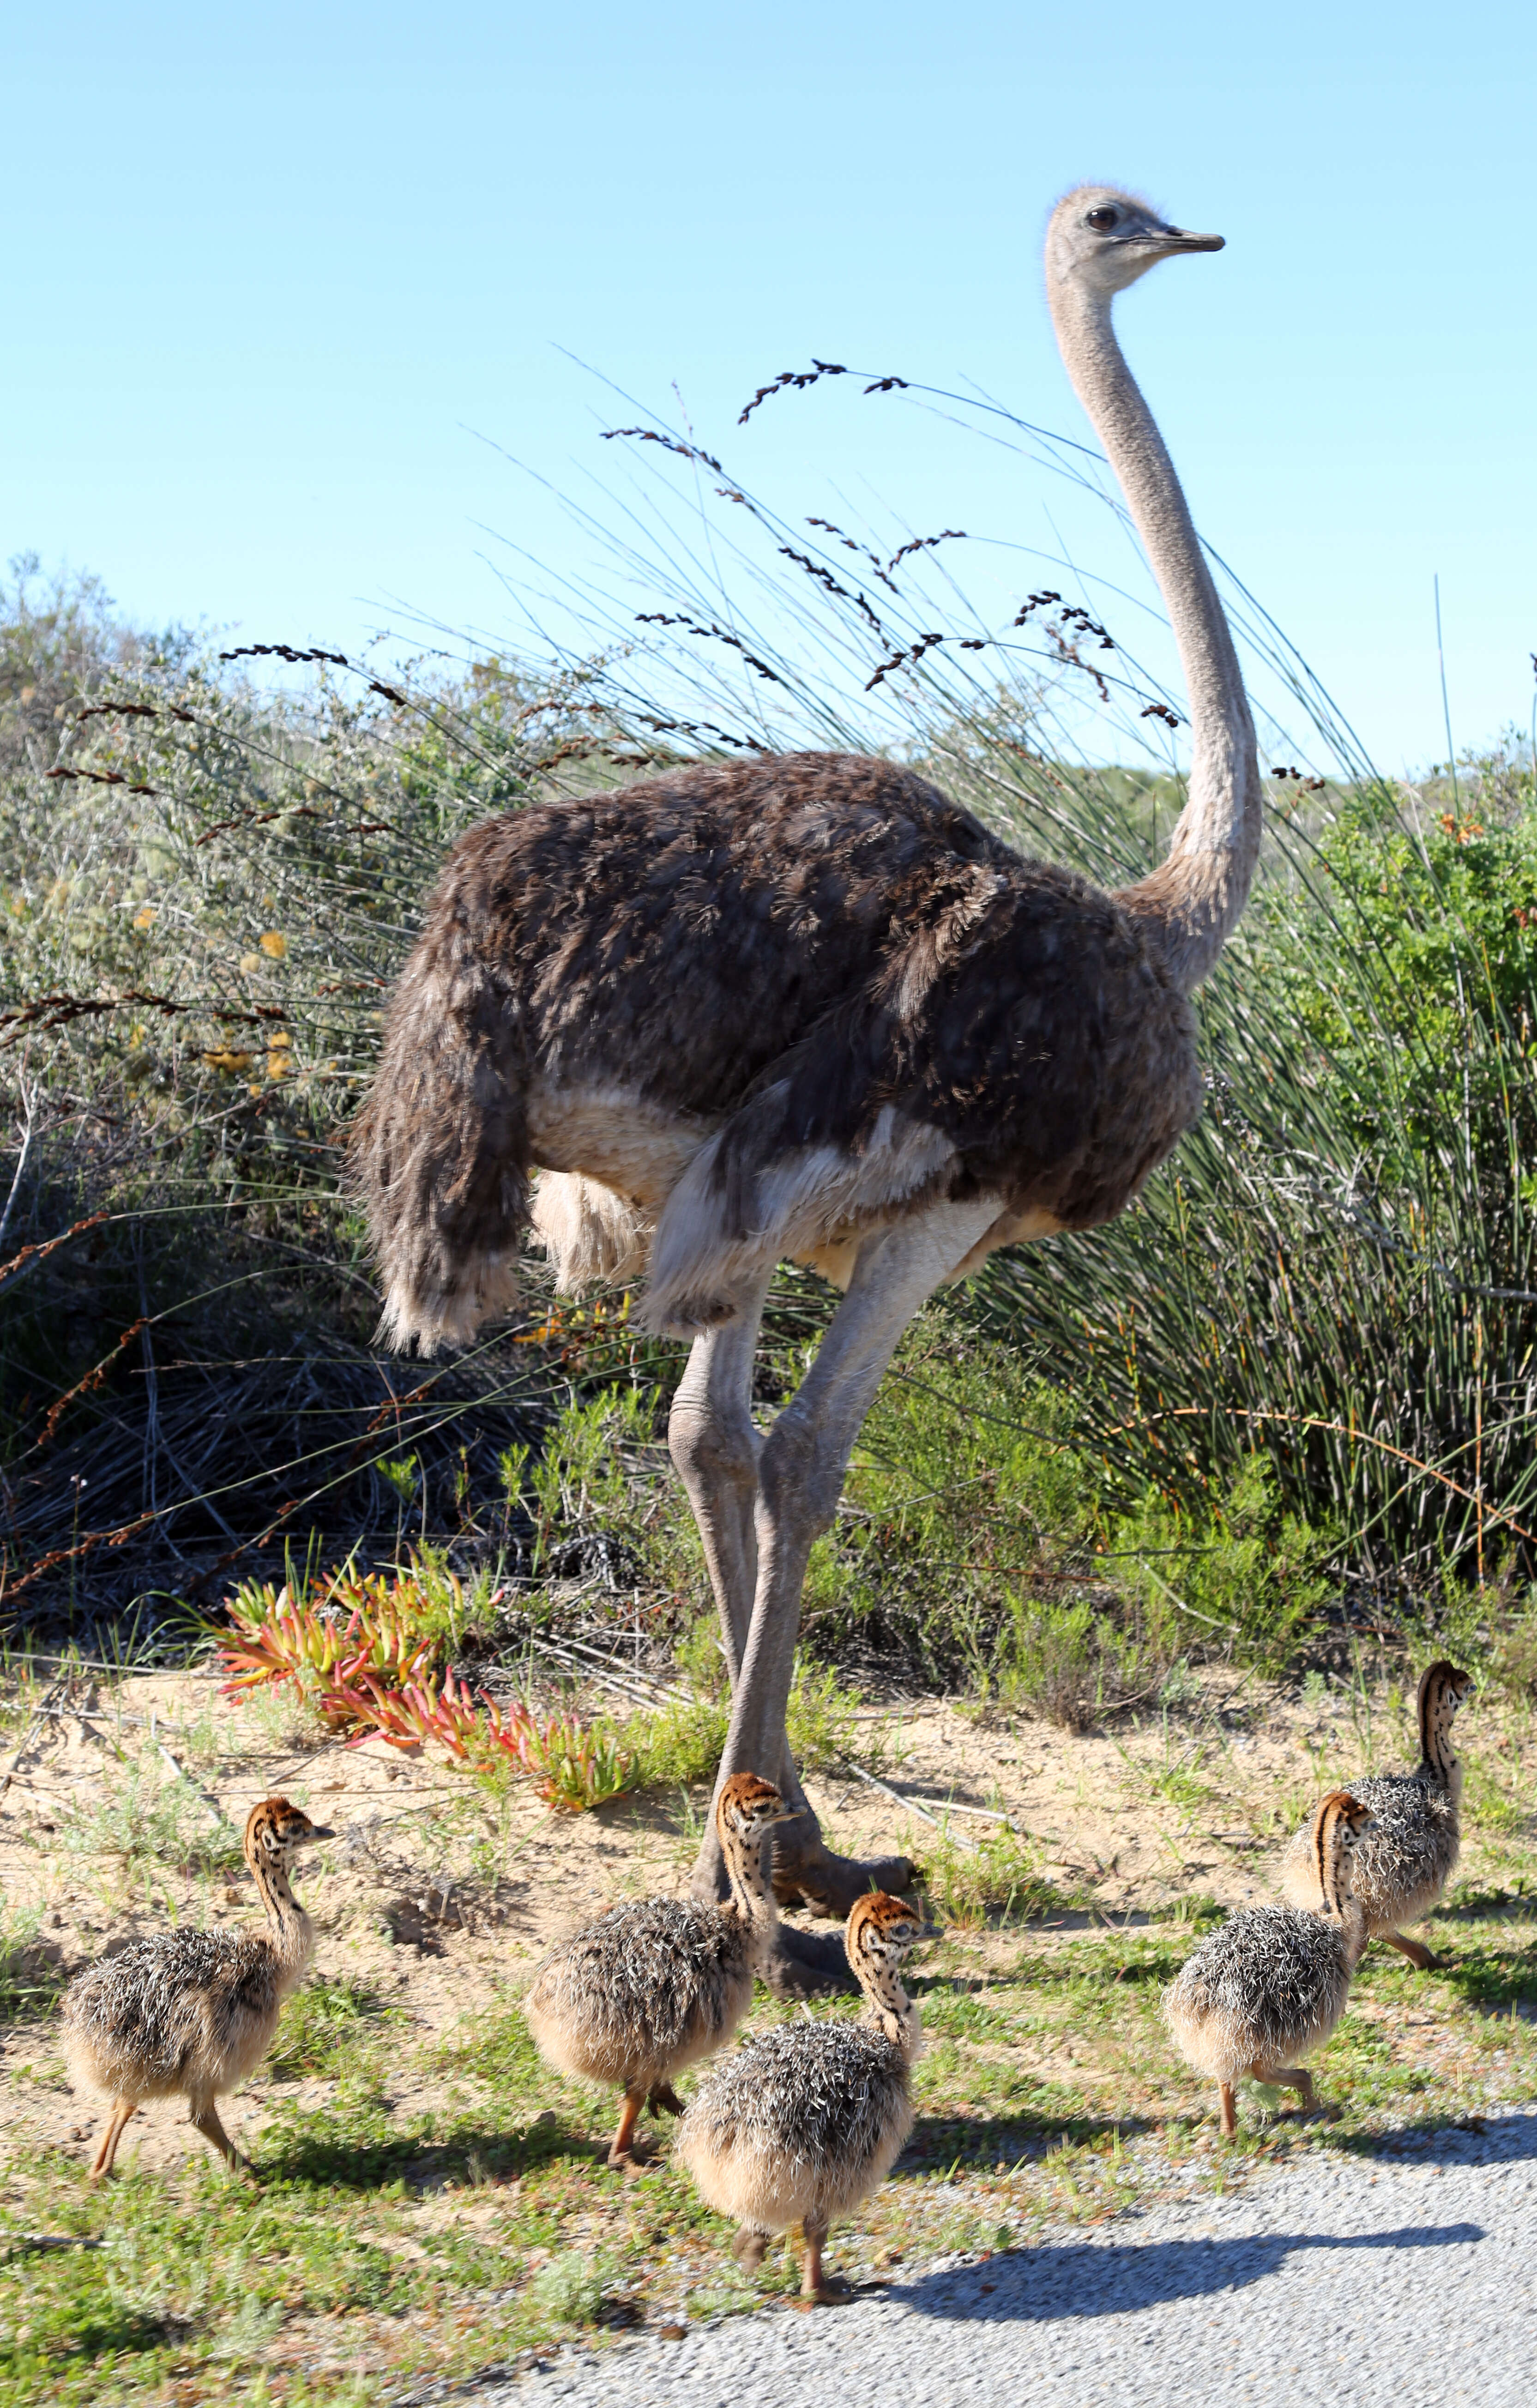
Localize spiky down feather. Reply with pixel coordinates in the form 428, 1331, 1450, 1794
1163, 1903, 1356, 2084
1280, 1773, 1458, 1932
524, 1898, 754, 2091
63, 1931, 286, 2102
677, 2017, 913, 2233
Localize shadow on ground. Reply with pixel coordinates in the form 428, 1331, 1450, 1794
892, 2217, 1485, 2321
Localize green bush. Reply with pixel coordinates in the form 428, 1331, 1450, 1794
918, 1823, 1067, 1930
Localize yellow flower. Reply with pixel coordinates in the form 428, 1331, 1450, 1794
266, 1050, 293, 1080
258, 930, 287, 960
205, 1049, 253, 1076
133, 905, 156, 930
239, 952, 262, 974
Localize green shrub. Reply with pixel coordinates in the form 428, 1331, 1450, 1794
626, 1694, 729, 1790
918, 1823, 1068, 1931
269, 1978, 389, 2079
530, 2251, 613, 2326
0, 1901, 60, 2021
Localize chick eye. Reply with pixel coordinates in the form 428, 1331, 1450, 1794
1086, 206, 1119, 232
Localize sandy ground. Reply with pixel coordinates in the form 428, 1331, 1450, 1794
0, 1660, 1524, 2174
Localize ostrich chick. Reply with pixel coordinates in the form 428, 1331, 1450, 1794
61, 1796, 331, 2179
524, 1773, 790, 2167
677, 1890, 926, 2307
1280, 1659, 1471, 1969
1164, 1789, 1374, 2138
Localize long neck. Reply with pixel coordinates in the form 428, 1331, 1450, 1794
252, 1854, 314, 1980
1316, 1830, 1366, 1966
857, 1960, 922, 2066
1048, 275, 1263, 991
721, 1824, 779, 1960
1418, 1687, 1460, 1793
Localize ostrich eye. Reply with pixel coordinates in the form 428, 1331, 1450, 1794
1086, 206, 1119, 232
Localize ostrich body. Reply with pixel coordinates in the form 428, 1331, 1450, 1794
60, 1796, 331, 2178
352, 187, 1263, 1989
523, 1772, 790, 2166
676, 1890, 925, 2305
1164, 1790, 1374, 2137
1279, 1660, 1470, 1970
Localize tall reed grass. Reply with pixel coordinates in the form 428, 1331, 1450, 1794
2, 354, 1534, 1666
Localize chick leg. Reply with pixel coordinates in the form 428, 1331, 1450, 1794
1378, 1929, 1437, 1970
189, 2101, 252, 2173
1217, 2081, 1238, 2138
798, 2217, 854, 2306
90, 2097, 137, 2180
608, 2086, 647, 2167
1269, 2064, 1321, 2118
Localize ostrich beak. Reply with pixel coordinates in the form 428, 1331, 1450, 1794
1159, 226, 1225, 253
301, 1823, 336, 1842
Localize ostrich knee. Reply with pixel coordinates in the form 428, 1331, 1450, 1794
755, 1410, 843, 1548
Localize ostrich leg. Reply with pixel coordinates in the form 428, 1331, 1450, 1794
690, 1195, 1002, 1990
671, 1281, 863, 1988
667, 1281, 769, 1690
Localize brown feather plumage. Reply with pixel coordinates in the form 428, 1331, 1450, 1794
350, 754, 1199, 1347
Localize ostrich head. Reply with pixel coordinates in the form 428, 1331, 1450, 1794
714, 1772, 792, 1848
1419, 1659, 1472, 1723
243, 1796, 333, 1880
1046, 185, 1224, 301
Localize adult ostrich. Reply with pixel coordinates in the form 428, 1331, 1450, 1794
351, 186, 1263, 1992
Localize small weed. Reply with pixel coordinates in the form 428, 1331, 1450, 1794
920, 1824, 1068, 1929
55, 1760, 243, 1878
672, 1612, 729, 1702
1159, 1891, 1226, 1928
529, 2251, 612, 2326
268, 1978, 391, 2079
1142, 1721, 1213, 1820
1465, 1756, 1525, 1836
0, 1901, 60, 2021
625, 1694, 729, 1790
530, 1711, 635, 1812
785, 1657, 863, 1772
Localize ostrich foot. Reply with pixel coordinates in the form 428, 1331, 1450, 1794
607, 2088, 649, 2167
647, 2082, 685, 2117
796, 2280, 856, 2310
190, 2104, 253, 2176
760, 1923, 859, 1999
607, 2139, 660, 2175
771, 1829, 916, 1918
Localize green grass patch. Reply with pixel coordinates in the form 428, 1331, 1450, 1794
6, 1899, 1537, 2401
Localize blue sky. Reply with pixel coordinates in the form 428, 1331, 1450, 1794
6, 2, 1534, 772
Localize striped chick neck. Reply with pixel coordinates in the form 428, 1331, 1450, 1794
243, 1797, 331, 1977
1311, 1788, 1374, 1966
846, 1892, 925, 2063
715, 1773, 789, 1961
1417, 1660, 1471, 1791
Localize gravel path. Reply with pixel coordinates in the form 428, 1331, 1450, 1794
493, 2112, 1537, 2407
